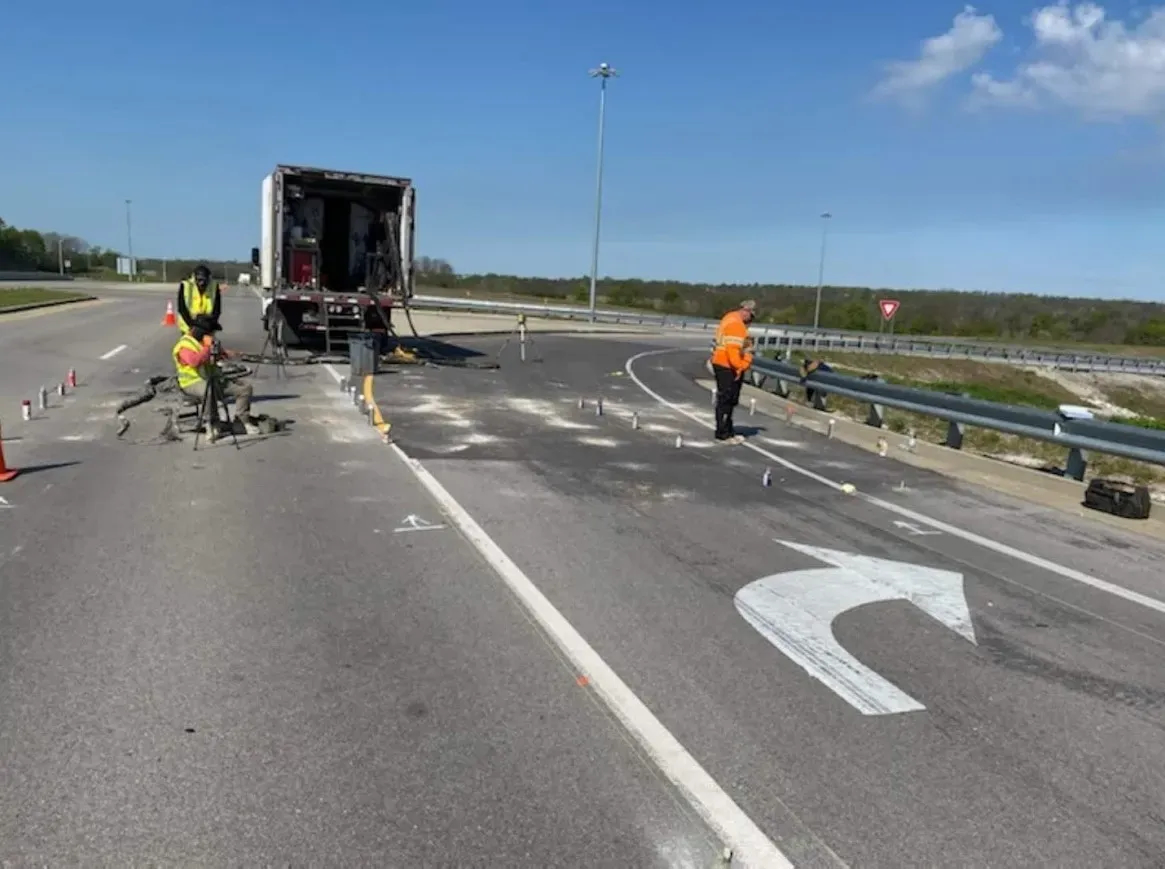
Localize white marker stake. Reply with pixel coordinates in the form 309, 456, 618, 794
736, 541, 976, 715
749, 398, 756, 416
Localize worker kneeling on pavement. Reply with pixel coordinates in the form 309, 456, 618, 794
709, 299, 756, 444
173, 315, 261, 435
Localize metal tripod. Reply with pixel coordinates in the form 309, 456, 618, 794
495, 313, 541, 364
192, 375, 241, 451
254, 313, 289, 380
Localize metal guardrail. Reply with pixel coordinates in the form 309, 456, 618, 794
747, 356, 1165, 479
409, 294, 1165, 377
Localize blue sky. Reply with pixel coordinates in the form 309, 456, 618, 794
3, 0, 1163, 298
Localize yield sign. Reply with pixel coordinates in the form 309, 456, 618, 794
878, 299, 900, 321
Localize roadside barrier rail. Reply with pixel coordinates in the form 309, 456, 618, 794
747, 356, 1165, 480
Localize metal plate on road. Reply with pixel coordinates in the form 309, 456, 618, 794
734, 541, 976, 716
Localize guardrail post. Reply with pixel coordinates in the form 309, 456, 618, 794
867, 400, 884, 428
809, 387, 827, 412
1065, 447, 1087, 482
945, 420, 964, 450
772, 378, 790, 399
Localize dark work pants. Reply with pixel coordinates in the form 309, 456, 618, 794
713, 364, 742, 439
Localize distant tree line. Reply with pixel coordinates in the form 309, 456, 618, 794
418, 261, 1165, 347
0, 218, 251, 284
5, 218, 1164, 345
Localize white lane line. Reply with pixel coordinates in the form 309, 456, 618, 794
99, 344, 128, 360
625, 348, 1165, 618
320, 362, 792, 869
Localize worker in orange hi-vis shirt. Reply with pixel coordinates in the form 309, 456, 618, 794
709, 299, 756, 443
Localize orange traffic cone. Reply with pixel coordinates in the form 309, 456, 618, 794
0, 421, 18, 482
162, 301, 177, 327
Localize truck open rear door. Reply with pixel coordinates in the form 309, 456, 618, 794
400, 185, 415, 299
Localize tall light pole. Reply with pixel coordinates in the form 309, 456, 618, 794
812, 211, 832, 330
587, 62, 617, 322
124, 199, 135, 282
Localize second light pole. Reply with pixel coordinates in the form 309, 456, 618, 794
125, 199, 135, 282
587, 62, 617, 322
812, 211, 832, 330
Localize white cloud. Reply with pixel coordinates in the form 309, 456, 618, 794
970, 3, 1165, 119
873, 6, 1003, 103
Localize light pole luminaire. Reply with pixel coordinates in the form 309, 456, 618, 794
125, 199, 135, 281
813, 211, 832, 330
587, 62, 617, 322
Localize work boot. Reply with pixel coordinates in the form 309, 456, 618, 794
241, 416, 262, 436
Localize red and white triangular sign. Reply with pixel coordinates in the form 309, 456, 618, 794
878, 299, 900, 321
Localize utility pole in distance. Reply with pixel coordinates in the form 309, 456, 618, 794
587, 62, 617, 323
125, 199, 135, 282
812, 211, 832, 330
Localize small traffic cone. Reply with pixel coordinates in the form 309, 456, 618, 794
0, 421, 18, 482
67, 368, 77, 388
162, 301, 177, 327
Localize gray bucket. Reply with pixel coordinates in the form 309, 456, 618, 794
349, 332, 380, 379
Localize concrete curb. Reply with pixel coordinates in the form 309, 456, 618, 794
0, 294, 98, 316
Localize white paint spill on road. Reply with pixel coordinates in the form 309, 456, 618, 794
506, 397, 597, 430
394, 514, 447, 533
736, 542, 977, 716
613, 461, 654, 472
578, 436, 621, 448
762, 438, 804, 449
99, 344, 128, 360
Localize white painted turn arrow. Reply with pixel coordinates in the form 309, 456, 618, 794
734, 541, 977, 716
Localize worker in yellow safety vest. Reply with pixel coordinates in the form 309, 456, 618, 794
173, 315, 259, 438
176, 264, 222, 335
709, 299, 756, 443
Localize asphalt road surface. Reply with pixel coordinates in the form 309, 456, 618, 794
370, 333, 1165, 868
4, 293, 1165, 867
0, 295, 725, 867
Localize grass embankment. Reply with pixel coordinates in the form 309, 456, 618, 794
799, 352, 1165, 485
0, 287, 90, 311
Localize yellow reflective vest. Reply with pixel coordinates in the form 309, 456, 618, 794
173, 333, 210, 389
178, 278, 219, 334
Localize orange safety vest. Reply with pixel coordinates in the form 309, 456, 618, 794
710, 310, 754, 373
